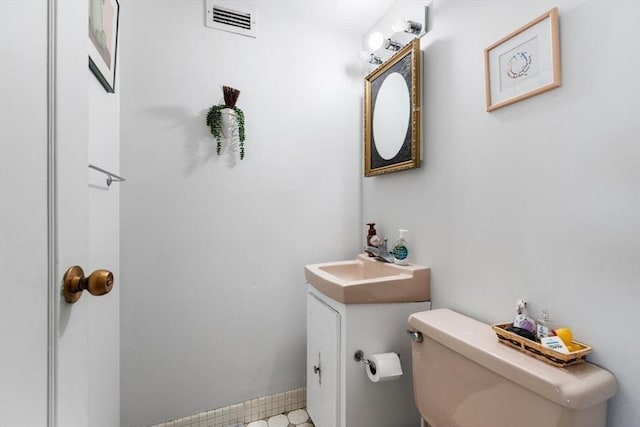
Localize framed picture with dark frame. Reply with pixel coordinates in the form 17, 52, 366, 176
89, 0, 120, 93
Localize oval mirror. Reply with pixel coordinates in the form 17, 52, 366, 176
372, 72, 410, 160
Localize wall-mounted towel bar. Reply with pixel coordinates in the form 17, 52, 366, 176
88, 164, 126, 187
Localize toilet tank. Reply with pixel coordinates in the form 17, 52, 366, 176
408, 309, 617, 427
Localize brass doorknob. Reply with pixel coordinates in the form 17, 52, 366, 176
62, 266, 114, 304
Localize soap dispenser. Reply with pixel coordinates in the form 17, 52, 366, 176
366, 223, 378, 256
392, 229, 409, 265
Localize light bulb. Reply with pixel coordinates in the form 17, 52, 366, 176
368, 32, 384, 50
391, 18, 406, 33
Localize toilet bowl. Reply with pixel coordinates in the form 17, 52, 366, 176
408, 309, 617, 427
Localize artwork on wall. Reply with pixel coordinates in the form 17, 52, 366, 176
484, 7, 561, 112
89, 0, 120, 93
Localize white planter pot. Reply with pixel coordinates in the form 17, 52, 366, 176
220, 108, 237, 138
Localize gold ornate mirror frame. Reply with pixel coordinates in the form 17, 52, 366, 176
364, 38, 421, 177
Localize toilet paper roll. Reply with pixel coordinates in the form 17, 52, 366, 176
366, 352, 403, 382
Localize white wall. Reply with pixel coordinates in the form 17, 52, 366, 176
119, 2, 365, 425
363, 1, 640, 426
0, 1, 48, 424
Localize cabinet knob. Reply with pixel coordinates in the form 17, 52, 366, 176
313, 352, 322, 385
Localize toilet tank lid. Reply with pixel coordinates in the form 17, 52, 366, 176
408, 309, 618, 410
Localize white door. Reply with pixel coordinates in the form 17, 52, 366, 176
55, 0, 92, 425
1, 1, 117, 426
0, 1, 89, 425
306, 293, 341, 427
55, 0, 121, 425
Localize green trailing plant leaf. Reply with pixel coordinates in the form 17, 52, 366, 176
206, 105, 246, 159
206, 105, 223, 155
235, 107, 246, 159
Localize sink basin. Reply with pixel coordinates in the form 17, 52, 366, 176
304, 254, 430, 304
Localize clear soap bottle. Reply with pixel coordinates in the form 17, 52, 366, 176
392, 229, 409, 265
536, 309, 555, 341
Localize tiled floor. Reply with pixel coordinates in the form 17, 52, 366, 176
245, 408, 314, 427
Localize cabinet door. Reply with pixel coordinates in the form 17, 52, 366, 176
307, 293, 340, 427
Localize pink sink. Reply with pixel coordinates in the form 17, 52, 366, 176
304, 254, 430, 304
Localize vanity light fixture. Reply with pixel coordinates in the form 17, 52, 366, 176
368, 54, 383, 65
405, 20, 423, 34
384, 38, 402, 51
359, 51, 383, 65
391, 7, 429, 36
392, 19, 423, 35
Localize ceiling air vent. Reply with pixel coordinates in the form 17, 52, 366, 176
206, 0, 257, 38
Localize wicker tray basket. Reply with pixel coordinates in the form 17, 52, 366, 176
491, 323, 592, 368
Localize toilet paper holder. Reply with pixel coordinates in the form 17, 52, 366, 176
354, 350, 377, 375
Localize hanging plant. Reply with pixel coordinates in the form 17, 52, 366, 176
206, 86, 247, 160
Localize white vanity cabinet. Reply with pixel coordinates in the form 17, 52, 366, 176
306, 292, 340, 427
306, 285, 431, 427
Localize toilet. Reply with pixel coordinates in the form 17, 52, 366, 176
407, 309, 618, 427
